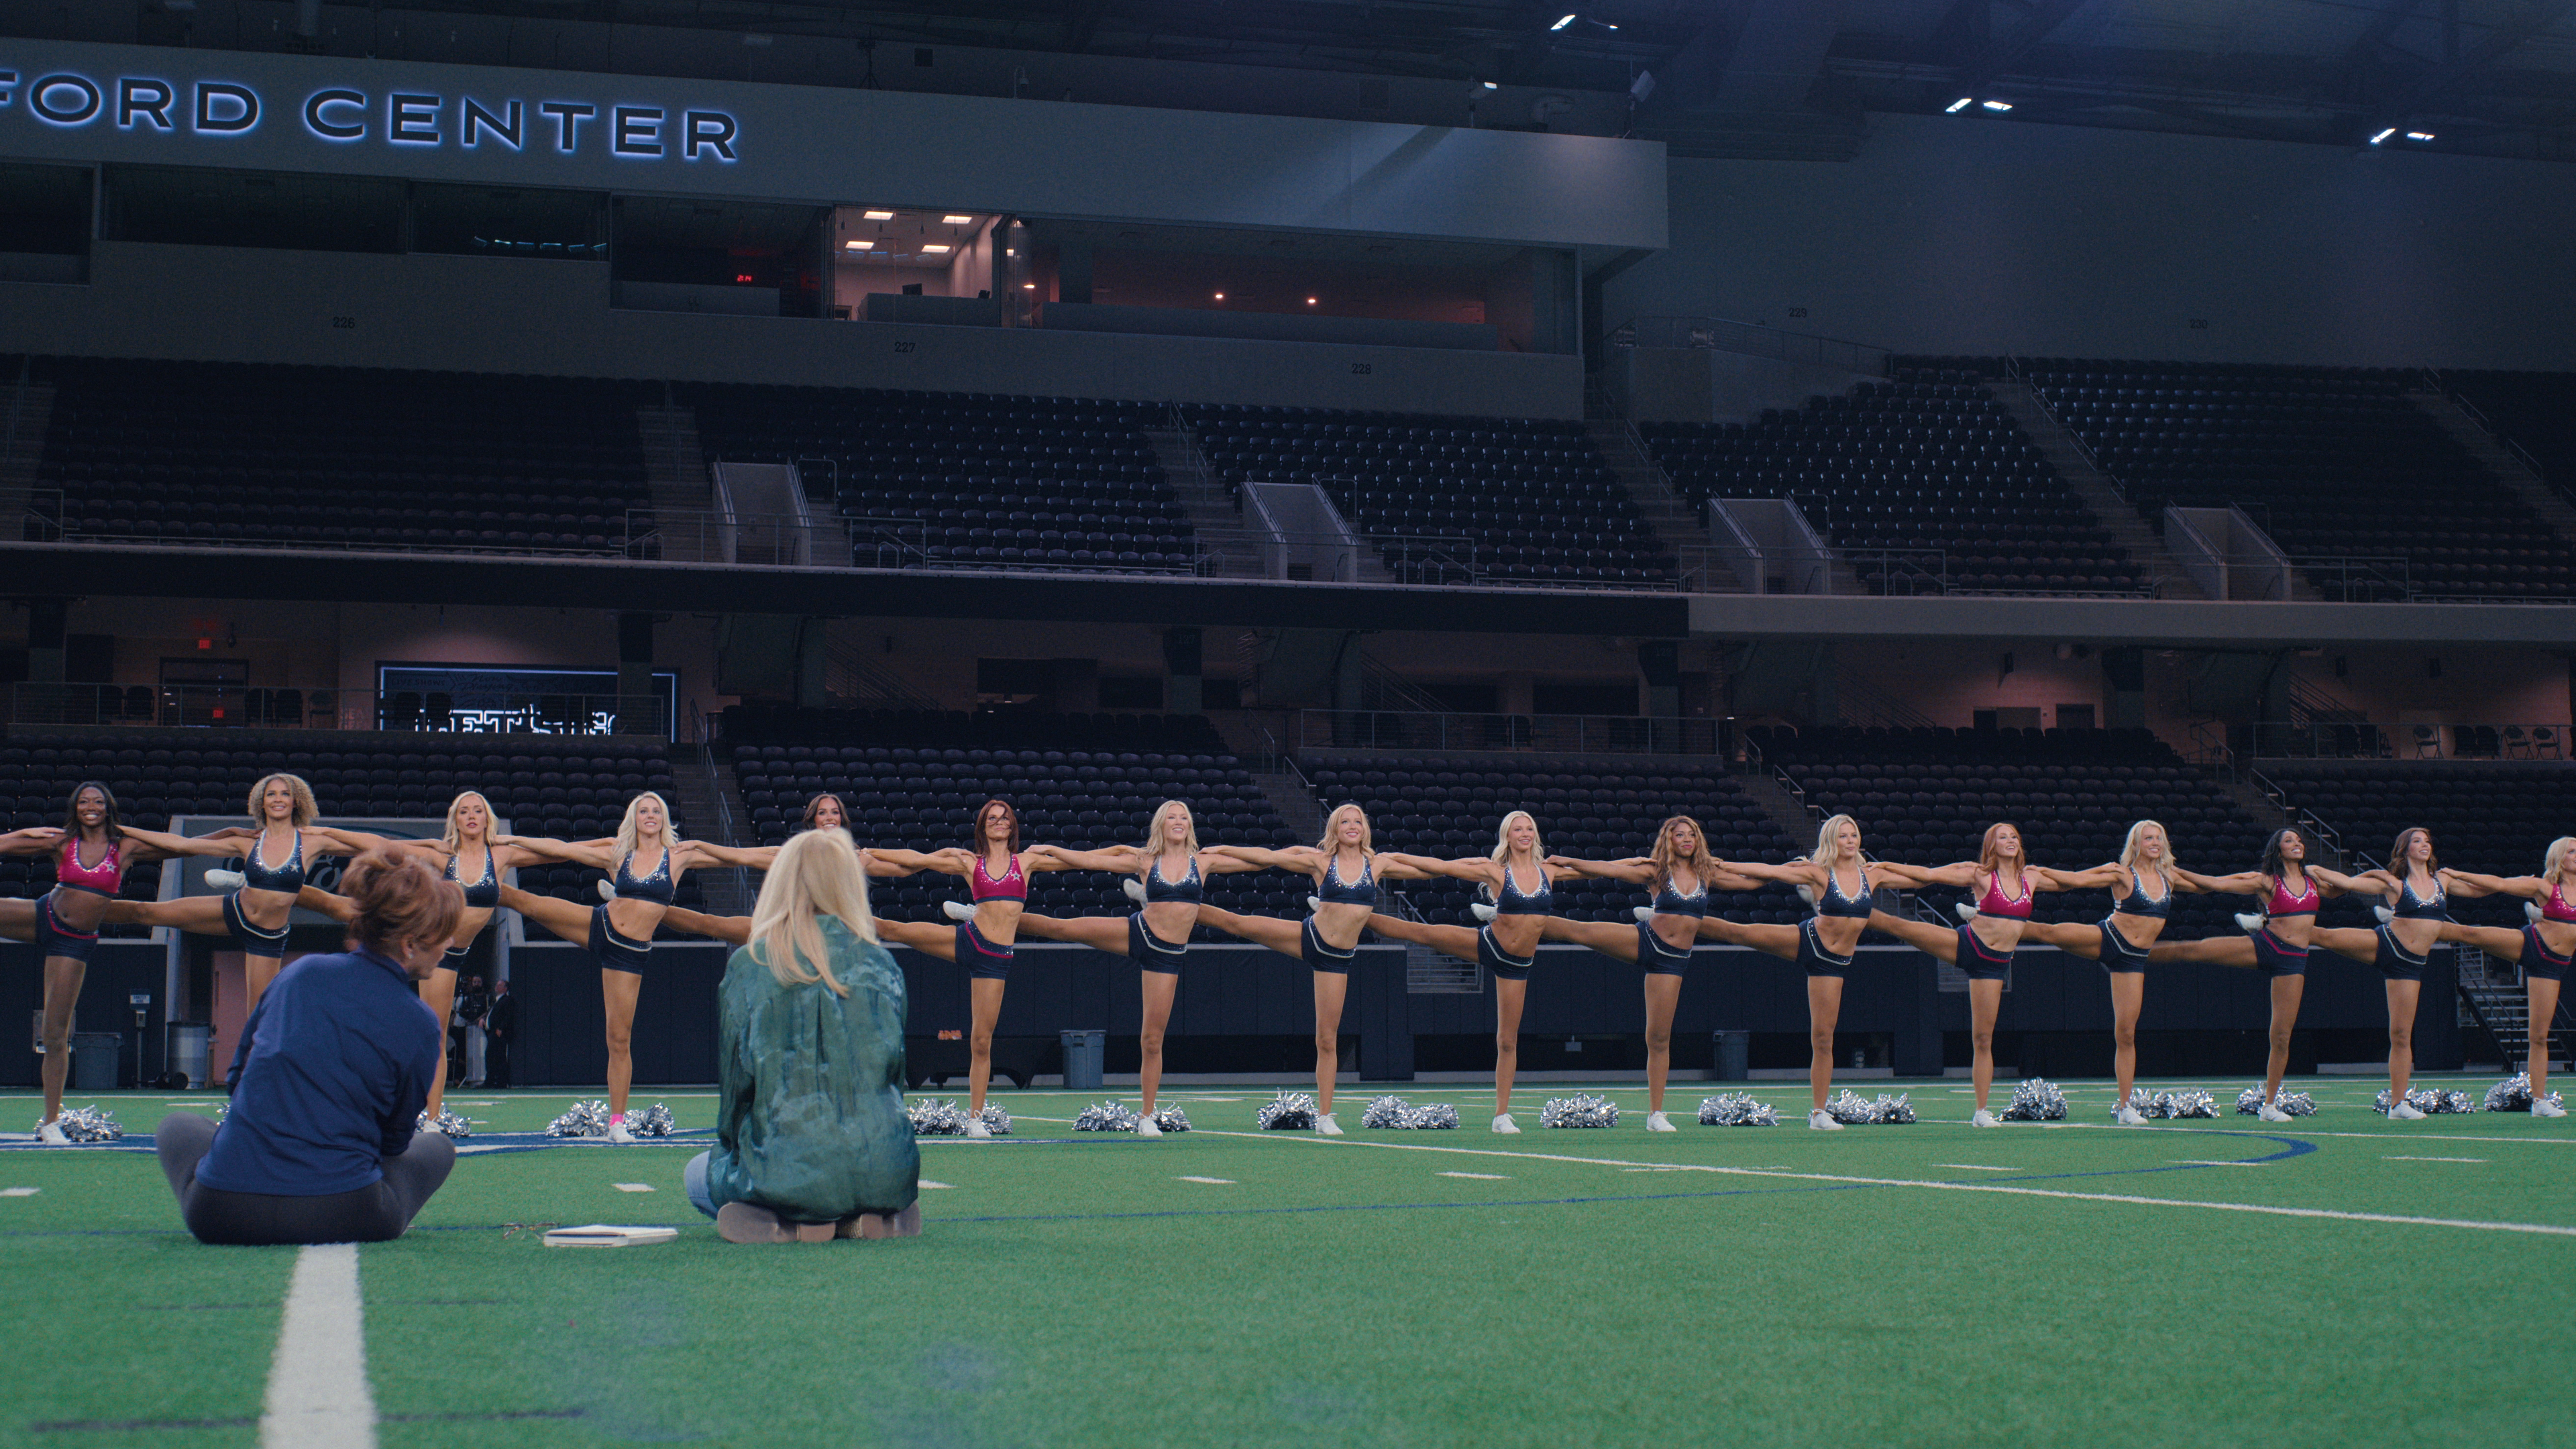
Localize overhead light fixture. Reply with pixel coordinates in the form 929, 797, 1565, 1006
1550, 13, 1576, 29
1214, 292, 1226, 300
1307, 297, 1319, 305
942, 214, 973, 225
1945, 97, 1974, 113
2369, 127, 2397, 145
845, 240, 873, 250
862, 209, 895, 219
1481, 80, 1499, 91
1022, 282, 1035, 289
922, 244, 951, 254
2406, 131, 2435, 142
1980, 100, 2012, 111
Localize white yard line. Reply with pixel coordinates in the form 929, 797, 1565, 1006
261, 1243, 376, 1449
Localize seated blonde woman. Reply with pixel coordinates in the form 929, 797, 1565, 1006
684, 828, 922, 1244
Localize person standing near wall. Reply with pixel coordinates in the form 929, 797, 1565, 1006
456, 975, 490, 1088
483, 977, 516, 1089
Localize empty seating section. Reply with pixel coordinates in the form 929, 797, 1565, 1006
2022, 360, 2576, 600
1181, 405, 1672, 587
1297, 753, 1807, 924
33, 358, 654, 553
1638, 380, 2141, 594
717, 705, 1228, 755
2261, 761, 2576, 928
0, 731, 697, 926
2447, 371, 2576, 492
1748, 725, 2269, 936
729, 729, 1296, 941
680, 385, 1194, 572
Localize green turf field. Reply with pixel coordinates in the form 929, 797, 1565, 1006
5, 1076, 2571, 1448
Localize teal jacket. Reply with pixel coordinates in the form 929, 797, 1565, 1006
704, 917, 918, 1221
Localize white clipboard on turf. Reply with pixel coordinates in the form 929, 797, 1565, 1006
543, 1224, 680, 1248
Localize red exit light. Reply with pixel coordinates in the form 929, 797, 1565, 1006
735, 273, 755, 283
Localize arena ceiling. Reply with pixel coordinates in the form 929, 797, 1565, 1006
52, 0, 2575, 162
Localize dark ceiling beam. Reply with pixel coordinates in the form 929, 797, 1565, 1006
1943, 0, 2089, 99
2343, 0, 2426, 68
2356, 0, 2576, 137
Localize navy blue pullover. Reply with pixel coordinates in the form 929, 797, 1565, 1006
198, 947, 441, 1197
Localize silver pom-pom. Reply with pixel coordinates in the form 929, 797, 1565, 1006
1256, 1091, 1318, 1131
1150, 1106, 1192, 1134
1540, 1093, 1619, 1128
2137, 1090, 2217, 1120
975, 1104, 1012, 1135
2481, 1073, 2564, 1113
1360, 1095, 1461, 1129
627, 1104, 675, 1137
416, 1109, 472, 1139
1074, 1101, 1140, 1132
2000, 1079, 2067, 1122
50, 1106, 123, 1142
2375, 1087, 2475, 1116
1824, 1088, 1877, 1125
547, 1099, 610, 1137
907, 1098, 969, 1136
1870, 1092, 1917, 1124
1696, 1092, 1779, 1126
2273, 1090, 2317, 1117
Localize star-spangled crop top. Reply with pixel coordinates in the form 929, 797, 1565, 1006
1142, 855, 1201, 903
1650, 872, 1709, 918
2543, 880, 2576, 924
1817, 865, 1874, 919
445, 848, 500, 909
971, 851, 1027, 903
2391, 874, 2447, 921
2265, 873, 2319, 918
53, 838, 122, 896
1317, 853, 1377, 906
1493, 863, 1552, 915
1978, 868, 2035, 920
239, 830, 306, 894
2112, 867, 2171, 920
614, 848, 675, 905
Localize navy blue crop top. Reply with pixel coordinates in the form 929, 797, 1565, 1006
2112, 866, 2171, 920
2392, 873, 2449, 921
614, 848, 675, 905
1317, 853, 1377, 906
240, 830, 307, 894
446, 848, 501, 910
1816, 865, 1874, 919
1494, 863, 1552, 915
1143, 854, 1202, 903
1651, 871, 1709, 918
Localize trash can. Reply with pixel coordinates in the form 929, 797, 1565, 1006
168, 1022, 213, 1090
1058, 1029, 1105, 1090
71, 1032, 122, 1091
1711, 1029, 1750, 1083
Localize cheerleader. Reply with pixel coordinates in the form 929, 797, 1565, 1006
2293, 827, 2451, 1119
1200, 804, 1448, 1134
109, 773, 355, 1012
0, 788, 193, 1142
2151, 828, 2367, 1121
2430, 839, 2576, 1117
1543, 816, 1771, 1132
1686, 815, 1876, 1131
2008, 821, 2216, 1124
1012, 802, 1267, 1134
493, 793, 707, 1142
1352, 810, 1574, 1133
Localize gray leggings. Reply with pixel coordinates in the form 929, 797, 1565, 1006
156, 1113, 456, 1246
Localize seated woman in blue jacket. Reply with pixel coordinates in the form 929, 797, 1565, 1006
156, 849, 460, 1245
686, 827, 921, 1244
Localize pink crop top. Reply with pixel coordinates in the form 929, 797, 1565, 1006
970, 851, 1027, 903
2544, 881, 2576, 924
2266, 873, 2319, 917
54, 838, 123, 897
1977, 868, 2033, 919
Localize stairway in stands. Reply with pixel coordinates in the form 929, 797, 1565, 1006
668, 743, 755, 915
0, 368, 55, 537
1733, 765, 1821, 850
1991, 381, 2206, 599
1585, 419, 1739, 592
1142, 424, 1262, 578
2415, 392, 2576, 542
637, 402, 716, 562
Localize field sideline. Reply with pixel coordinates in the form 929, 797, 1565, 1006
5, 1075, 2570, 1448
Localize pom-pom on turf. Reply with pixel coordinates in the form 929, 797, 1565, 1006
50, 1106, 122, 1142
2376, 1087, 2477, 1116
548, 1099, 610, 1137
2234, 1086, 2315, 1116
1256, 1091, 1318, 1130
2481, 1073, 2563, 1113
2137, 1090, 2218, 1120
1824, 1089, 1877, 1125
416, 1109, 472, 1139
975, 1104, 1012, 1135
1540, 1093, 1620, 1128
1149, 1106, 1192, 1134
1074, 1101, 1140, 1132
627, 1104, 675, 1137
1361, 1095, 1460, 1129
1697, 1093, 1778, 1126
1870, 1092, 1917, 1124
907, 1098, 969, 1136
2000, 1079, 2068, 1122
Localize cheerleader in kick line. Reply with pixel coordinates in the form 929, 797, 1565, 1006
0, 788, 200, 1142
1355, 810, 1576, 1134
1868, 824, 2116, 1126
1684, 815, 1878, 1132
2426, 838, 2576, 1118
1544, 816, 1772, 1132
493, 793, 710, 1143
2150, 828, 2369, 1122
1201, 804, 1450, 1136
1009, 802, 1268, 1135
107, 773, 360, 1013
2006, 821, 2215, 1124
274, 791, 553, 1121
2286, 826, 2455, 1120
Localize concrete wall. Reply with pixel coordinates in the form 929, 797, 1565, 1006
1610, 113, 2576, 370
1615, 347, 1877, 423
0, 241, 1582, 415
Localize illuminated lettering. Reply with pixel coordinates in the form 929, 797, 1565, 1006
462, 96, 522, 150
192, 82, 258, 132
388, 92, 439, 145
116, 77, 174, 129
539, 101, 596, 152
31, 73, 101, 126
612, 105, 663, 156
303, 88, 366, 140
0, 72, 17, 108
682, 110, 737, 161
